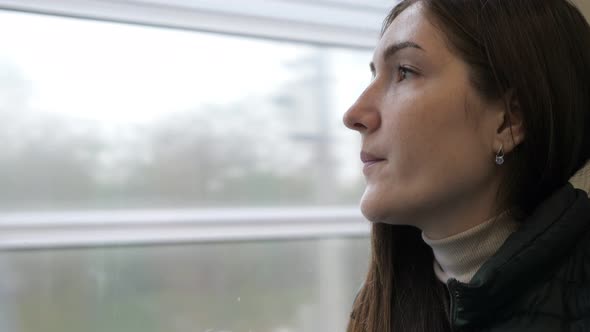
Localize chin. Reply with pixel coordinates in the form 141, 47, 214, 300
360, 193, 398, 224
359, 185, 418, 225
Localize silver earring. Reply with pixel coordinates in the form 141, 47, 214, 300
495, 144, 505, 165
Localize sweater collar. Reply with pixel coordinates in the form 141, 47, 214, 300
422, 210, 519, 283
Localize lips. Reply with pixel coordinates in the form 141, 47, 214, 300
360, 151, 386, 163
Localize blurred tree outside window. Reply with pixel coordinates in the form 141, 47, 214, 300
0, 10, 369, 211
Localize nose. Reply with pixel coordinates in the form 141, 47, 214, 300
342, 86, 381, 134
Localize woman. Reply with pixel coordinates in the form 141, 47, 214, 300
342, 0, 590, 331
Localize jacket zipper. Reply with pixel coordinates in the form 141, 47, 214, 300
447, 278, 458, 332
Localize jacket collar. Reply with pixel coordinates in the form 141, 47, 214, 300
449, 182, 590, 328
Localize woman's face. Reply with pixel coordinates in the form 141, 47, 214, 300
343, 3, 504, 229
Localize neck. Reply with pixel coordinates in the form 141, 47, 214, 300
418, 175, 504, 240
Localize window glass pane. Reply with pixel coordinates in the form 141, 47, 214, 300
0, 238, 370, 332
0, 10, 369, 211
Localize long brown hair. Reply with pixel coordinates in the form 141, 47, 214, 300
347, 1, 590, 331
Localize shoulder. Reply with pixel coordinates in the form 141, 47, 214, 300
488, 224, 590, 331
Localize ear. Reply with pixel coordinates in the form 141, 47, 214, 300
494, 91, 525, 155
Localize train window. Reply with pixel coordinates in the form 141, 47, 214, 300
0, 6, 372, 332
0, 10, 369, 211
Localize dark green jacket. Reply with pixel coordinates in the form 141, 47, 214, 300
448, 183, 590, 331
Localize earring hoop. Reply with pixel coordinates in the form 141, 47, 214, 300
495, 144, 505, 165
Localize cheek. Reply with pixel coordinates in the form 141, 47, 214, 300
380, 107, 434, 174
382, 84, 488, 188
381, 92, 462, 168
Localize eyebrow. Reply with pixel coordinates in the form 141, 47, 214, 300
370, 41, 425, 74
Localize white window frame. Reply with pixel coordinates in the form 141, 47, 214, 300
0, 208, 370, 250
0, 0, 376, 249
0, 0, 388, 48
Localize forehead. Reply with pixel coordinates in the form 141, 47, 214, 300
375, 3, 447, 60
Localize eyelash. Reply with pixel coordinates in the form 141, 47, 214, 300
370, 65, 417, 82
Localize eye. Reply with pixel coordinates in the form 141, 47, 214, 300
397, 65, 415, 82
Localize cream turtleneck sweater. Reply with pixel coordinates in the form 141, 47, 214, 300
421, 209, 519, 283
422, 159, 590, 284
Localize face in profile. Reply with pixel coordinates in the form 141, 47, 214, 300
343, 3, 505, 230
